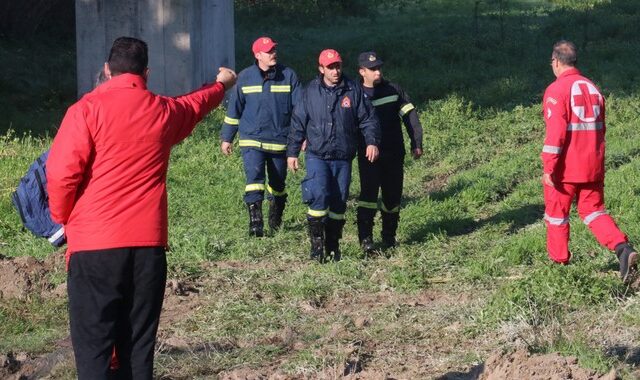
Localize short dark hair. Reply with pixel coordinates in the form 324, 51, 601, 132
552, 40, 577, 66
107, 37, 148, 76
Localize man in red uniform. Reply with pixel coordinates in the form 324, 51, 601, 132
47, 37, 236, 379
542, 40, 637, 282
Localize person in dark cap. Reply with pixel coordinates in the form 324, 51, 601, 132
356, 51, 423, 254
288, 49, 380, 262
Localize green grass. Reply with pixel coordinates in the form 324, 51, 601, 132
2, 0, 640, 378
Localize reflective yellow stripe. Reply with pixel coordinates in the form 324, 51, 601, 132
271, 85, 291, 93
399, 103, 415, 116
224, 116, 239, 125
328, 212, 345, 220
261, 142, 287, 151
381, 204, 400, 213
308, 208, 328, 217
241, 86, 262, 94
239, 140, 261, 148
239, 139, 286, 152
371, 95, 398, 106
358, 201, 378, 210
245, 183, 265, 192
267, 184, 287, 196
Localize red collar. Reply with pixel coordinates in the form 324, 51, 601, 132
558, 67, 581, 79
96, 73, 148, 93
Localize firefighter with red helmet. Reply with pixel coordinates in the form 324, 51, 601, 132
542, 40, 637, 282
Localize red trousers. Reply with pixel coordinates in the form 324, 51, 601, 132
543, 182, 627, 264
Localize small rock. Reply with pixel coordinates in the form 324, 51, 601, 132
354, 316, 370, 329
164, 336, 189, 349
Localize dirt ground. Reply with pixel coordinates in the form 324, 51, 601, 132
0, 255, 629, 379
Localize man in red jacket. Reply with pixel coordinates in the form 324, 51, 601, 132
542, 40, 637, 282
47, 37, 236, 379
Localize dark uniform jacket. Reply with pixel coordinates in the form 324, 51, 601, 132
287, 75, 380, 160
221, 63, 301, 152
361, 79, 422, 154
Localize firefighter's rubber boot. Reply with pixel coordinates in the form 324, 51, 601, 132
615, 242, 638, 283
308, 216, 325, 262
268, 196, 286, 232
381, 211, 400, 248
357, 207, 376, 256
247, 201, 264, 237
325, 218, 346, 262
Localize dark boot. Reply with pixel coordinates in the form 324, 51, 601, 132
268, 196, 286, 231
357, 207, 376, 256
308, 216, 325, 262
325, 218, 346, 262
615, 242, 638, 283
246, 201, 264, 237
381, 211, 400, 248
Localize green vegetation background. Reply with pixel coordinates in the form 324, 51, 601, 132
2, 0, 640, 377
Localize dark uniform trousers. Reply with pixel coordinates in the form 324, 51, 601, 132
357, 151, 404, 213
67, 246, 167, 380
241, 147, 288, 204
302, 153, 352, 219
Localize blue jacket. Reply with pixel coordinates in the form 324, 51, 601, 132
221, 63, 301, 152
287, 75, 380, 160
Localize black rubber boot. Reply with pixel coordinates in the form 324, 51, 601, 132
308, 216, 325, 262
246, 201, 264, 237
357, 207, 376, 256
268, 196, 286, 232
381, 211, 400, 248
325, 218, 346, 262
615, 242, 638, 283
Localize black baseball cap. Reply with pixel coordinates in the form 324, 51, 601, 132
358, 51, 384, 68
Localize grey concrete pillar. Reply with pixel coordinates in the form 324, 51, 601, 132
75, 0, 234, 97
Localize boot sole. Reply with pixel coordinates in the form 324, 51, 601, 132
623, 251, 638, 283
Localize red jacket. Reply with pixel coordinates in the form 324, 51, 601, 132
541, 68, 606, 183
47, 74, 225, 257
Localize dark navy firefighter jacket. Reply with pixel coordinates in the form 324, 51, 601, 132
221, 63, 302, 152
287, 75, 380, 160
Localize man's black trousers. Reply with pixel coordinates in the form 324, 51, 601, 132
67, 246, 167, 380
357, 151, 404, 211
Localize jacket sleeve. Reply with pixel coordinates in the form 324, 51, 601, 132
290, 71, 303, 108
357, 88, 381, 147
168, 81, 226, 145
397, 85, 423, 150
287, 89, 308, 158
541, 87, 568, 175
220, 80, 245, 143
47, 102, 94, 224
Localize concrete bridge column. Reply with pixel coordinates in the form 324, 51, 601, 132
75, 0, 234, 96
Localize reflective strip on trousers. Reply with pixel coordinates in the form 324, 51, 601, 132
328, 211, 345, 220
544, 213, 569, 225
583, 210, 607, 225
224, 116, 239, 125
567, 122, 603, 131
308, 208, 328, 217
245, 183, 266, 192
358, 200, 378, 210
399, 103, 415, 116
542, 145, 562, 154
48, 226, 65, 244
270, 85, 291, 93
239, 139, 286, 152
267, 184, 286, 196
241, 86, 262, 94
381, 204, 400, 213
371, 95, 398, 106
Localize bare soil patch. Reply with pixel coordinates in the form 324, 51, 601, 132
0, 253, 65, 299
